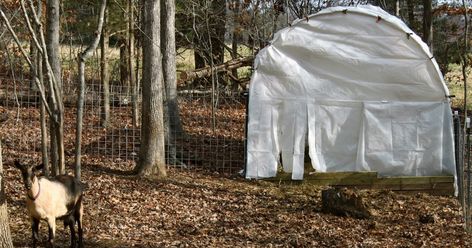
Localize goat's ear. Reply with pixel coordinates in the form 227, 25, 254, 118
33, 164, 44, 172
13, 160, 23, 169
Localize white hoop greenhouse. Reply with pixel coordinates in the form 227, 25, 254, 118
245, 5, 456, 191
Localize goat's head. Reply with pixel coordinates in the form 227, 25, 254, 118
13, 161, 43, 190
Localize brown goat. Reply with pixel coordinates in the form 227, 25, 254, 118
14, 160, 84, 248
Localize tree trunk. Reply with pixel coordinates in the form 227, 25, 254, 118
0, 141, 14, 248
46, 0, 62, 93
395, 0, 400, 17
38, 43, 49, 177
192, 2, 206, 70
30, 35, 38, 90
194, 49, 206, 69
422, 0, 433, 52
210, 0, 226, 65
231, 0, 241, 78
120, 40, 130, 96
135, 0, 167, 177
461, 0, 470, 225
40, 101, 49, 176
50, 122, 58, 175
46, 0, 64, 175
33, 0, 49, 176
162, 0, 183, 136
101, 8, 111, 128
407, 0, 415, 30
129, 0, 139, 127
162, 0, 186, 167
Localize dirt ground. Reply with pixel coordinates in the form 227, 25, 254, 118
2, 158, 471, 248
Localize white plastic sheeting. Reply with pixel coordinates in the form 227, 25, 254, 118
245, 6, 456, 187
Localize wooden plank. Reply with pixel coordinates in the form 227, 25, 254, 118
265, 171, 455, 195
374, 176, 454, 186
370, 182, 453, 190
269, 171, 378, 180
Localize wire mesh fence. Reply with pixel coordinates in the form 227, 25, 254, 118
0, 74, 247, 175
82, 80, 247, 174
453, 111, 472, 231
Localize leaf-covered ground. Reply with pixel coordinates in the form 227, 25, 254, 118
3, 159, 472, 247
0, 98, 471, 247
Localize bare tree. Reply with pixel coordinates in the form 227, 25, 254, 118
129, 0, 139, 127
101, 7, 111, 128
162, 0, 186, 167
395, 0, 400, 16
0, 0, 67, 176
76, 0, 108, 180
162, 0, 182, 135
47, 0, 65, 175
210, 0, 226, 65
422, 0, 433, 52
407, 0, 416, 29
134, 0, 167, 177
29, 0, 49, 176
0, 141, 13, 248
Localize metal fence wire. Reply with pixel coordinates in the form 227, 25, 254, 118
453, 111, 472, 231
0, 75, 247, 175
82, 80, 247, 174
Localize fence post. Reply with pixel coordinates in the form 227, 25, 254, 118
454, 111, 467, 228
467, 117, 471, 230
243, 91, 249, 177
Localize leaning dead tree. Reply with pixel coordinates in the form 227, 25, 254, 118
75, 0, 108, 180
179, 56, 254, 82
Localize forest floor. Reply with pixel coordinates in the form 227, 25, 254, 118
3, 159, 472, 247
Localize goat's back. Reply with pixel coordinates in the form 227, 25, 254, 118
51, 175, 83, 197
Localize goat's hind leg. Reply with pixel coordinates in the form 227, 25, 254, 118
46, 217, 56, 248
65, 216, 77, 248
31, 217, 40, 248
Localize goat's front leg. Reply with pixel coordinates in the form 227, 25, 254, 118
31, 218, 40, 248
46, 217, 56, 248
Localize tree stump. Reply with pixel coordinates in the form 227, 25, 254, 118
321, 187, 372, 219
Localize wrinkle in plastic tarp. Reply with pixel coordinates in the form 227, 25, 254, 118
245, 5, 456, 193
